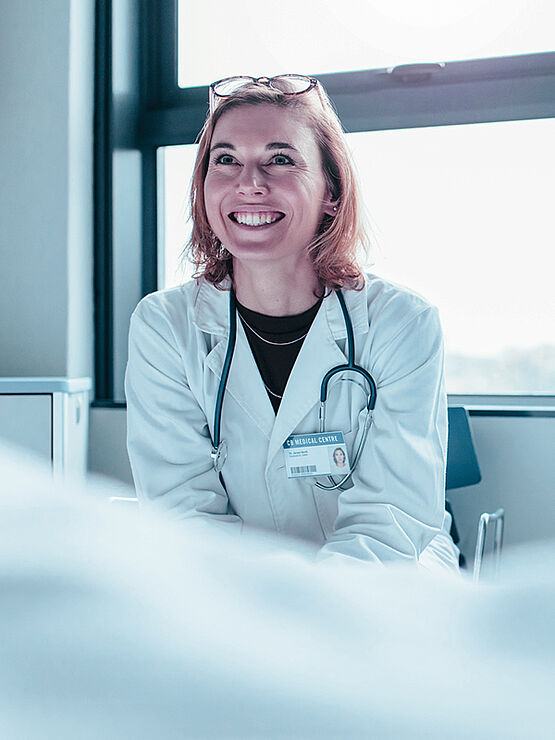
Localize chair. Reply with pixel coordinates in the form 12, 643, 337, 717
446, 407, 482, 491
473, 508, 504, 583
446, 406, 504, 581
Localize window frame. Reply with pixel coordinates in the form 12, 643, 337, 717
93, 0, 555, 408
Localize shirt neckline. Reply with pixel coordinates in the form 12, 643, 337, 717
235, 297, 323, 336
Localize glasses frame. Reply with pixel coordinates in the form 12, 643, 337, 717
208, 74, 319, 115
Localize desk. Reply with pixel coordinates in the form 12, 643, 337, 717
0, 377, 91, 478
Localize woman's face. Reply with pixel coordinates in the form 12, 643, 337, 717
334, 448, 345, 465
204, 104, 335, 270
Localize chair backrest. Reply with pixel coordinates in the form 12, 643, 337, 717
446, 407, 481, 490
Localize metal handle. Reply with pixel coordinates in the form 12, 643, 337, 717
387, 62, 446, 83
109, 496, 139, 506
473, 508, 505, 583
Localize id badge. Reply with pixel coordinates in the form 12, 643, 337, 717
283, 431, 351, 479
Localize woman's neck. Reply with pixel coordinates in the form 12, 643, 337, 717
232, 258, 321, 316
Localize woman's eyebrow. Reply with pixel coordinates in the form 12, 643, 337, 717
266, 142, 300, 152
210, 142, 235, 152
210, 141, 300, 153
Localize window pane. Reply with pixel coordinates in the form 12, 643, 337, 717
157, 145, 198, 289
348, 119, 555, 394
178, 0, 555, 88
159, 118, 555, 395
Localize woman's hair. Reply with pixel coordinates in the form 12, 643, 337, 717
183, 80, 372, 292
333, 447, 345, 461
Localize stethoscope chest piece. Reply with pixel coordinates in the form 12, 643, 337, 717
211, 439, 228, 473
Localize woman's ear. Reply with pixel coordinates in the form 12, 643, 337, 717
322, 188, 339, 217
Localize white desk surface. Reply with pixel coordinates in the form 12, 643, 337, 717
0, 377, 92, 394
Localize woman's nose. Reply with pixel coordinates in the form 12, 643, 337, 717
236, 165, 268, 196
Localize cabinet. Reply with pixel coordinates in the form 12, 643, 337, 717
0, 377, 92, 478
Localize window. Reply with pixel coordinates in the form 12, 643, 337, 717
94, 0, 555, 403
178, 0, 555, 87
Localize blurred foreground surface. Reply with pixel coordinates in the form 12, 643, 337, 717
0, 443, 554, 739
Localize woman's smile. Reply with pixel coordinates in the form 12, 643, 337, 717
228, 211, 285, 226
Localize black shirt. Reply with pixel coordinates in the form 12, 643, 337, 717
236, 297, 323, 413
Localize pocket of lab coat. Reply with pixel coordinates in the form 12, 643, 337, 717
312, 488, 338, 538
311, 406, 368, 537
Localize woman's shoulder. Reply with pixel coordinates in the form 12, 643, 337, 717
133, 276, 225, 323
128, 283, 197, 353
352, 273, 443, 363
133, 278, 199, 318
131, 277, 229, 343
362, 272, 437, 318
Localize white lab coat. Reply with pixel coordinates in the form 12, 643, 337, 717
125, 272, 459, 570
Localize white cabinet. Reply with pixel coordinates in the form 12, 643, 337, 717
0, 377, 92, 478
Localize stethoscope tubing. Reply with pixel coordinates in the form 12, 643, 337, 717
210, 289, 236, 472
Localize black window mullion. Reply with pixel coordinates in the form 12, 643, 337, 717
94, 0, 114, 401
141, 145, 158, 298
144, 0, 179, 108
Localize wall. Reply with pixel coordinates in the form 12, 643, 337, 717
89, 405, 131, 486
0, 0, 93, 379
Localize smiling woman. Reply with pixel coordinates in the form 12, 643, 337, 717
125, 75, 460, 572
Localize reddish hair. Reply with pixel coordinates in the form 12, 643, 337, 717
183, 80, 372, 292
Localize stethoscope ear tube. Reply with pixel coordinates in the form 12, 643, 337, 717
211, 289, 237, 472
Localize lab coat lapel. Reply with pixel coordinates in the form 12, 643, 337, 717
212, 323, 275, 438
266, 295, 348, 466
199, 281, 275, 439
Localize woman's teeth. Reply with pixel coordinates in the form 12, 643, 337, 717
232, 212, 282, 226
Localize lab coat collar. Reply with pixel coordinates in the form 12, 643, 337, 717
322, 279, 369, 340
193, 276, 232, 336
193, 275, 370, 340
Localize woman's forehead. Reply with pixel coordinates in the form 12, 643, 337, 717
211, 104, 316, 150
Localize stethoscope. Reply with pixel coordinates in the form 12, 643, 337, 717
210, 289, 377, 491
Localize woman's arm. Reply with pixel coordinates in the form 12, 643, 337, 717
125, 296, 242, 531
317, 306, 447, 565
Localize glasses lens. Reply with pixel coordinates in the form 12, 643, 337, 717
212, 77, 255, 96
269, 75, 312, 94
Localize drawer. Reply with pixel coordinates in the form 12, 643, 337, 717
0, 394, 52, 461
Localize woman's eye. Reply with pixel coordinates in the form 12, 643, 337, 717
214, 154, 236, 165
270, 154, 294, 165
